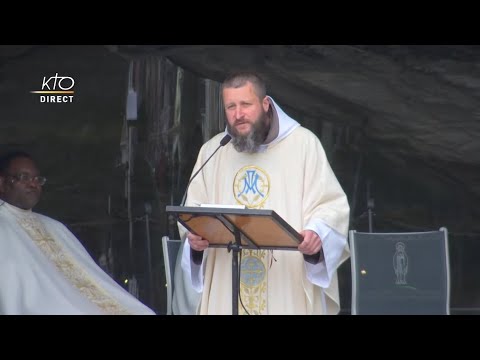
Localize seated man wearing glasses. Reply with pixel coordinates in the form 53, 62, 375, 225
0, 151, 155, 315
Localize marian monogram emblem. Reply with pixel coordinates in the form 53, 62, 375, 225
233, 166, 270, 208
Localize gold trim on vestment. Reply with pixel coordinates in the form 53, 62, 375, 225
8, 207, 131, 315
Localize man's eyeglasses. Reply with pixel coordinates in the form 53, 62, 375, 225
6, 173, 47, 186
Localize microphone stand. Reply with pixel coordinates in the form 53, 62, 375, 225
180, 134, 231, 207
180, 134, 234, 311
227, 227, 243, 315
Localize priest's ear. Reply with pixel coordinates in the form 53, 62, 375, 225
262, 96, 270, 113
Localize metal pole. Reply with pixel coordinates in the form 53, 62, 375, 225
228, 227, 242, 315
128, 126, 133, 257
351, 153, 363, 223
127, 125, 138, 298
367, 180, 374, 233
144, 202, 153, 307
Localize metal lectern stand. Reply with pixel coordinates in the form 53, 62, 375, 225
166, 206, 303, 315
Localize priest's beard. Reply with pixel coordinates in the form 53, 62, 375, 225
227, 112, 270, 153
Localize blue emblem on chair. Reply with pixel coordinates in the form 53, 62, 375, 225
393, 242, 408, 285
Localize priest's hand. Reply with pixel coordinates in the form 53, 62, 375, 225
298, 230, 323, 256
187, 232, 210, 251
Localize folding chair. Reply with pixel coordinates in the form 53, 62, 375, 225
349, 227, 450, 315
162, 236, 182, 315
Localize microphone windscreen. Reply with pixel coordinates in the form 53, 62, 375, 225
220, 134, 232, 146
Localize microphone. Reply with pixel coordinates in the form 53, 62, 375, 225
180, 134, 232, 207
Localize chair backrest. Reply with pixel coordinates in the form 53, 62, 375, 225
162, 236, 182, 315
349, 227, 450, 315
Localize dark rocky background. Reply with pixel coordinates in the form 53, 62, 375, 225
1, 45, 478, 314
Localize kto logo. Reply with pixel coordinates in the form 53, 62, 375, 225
30, 73, 75, 103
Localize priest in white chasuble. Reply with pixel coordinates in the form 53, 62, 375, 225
180, 71, 350, 315
0, 151, 155, 315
